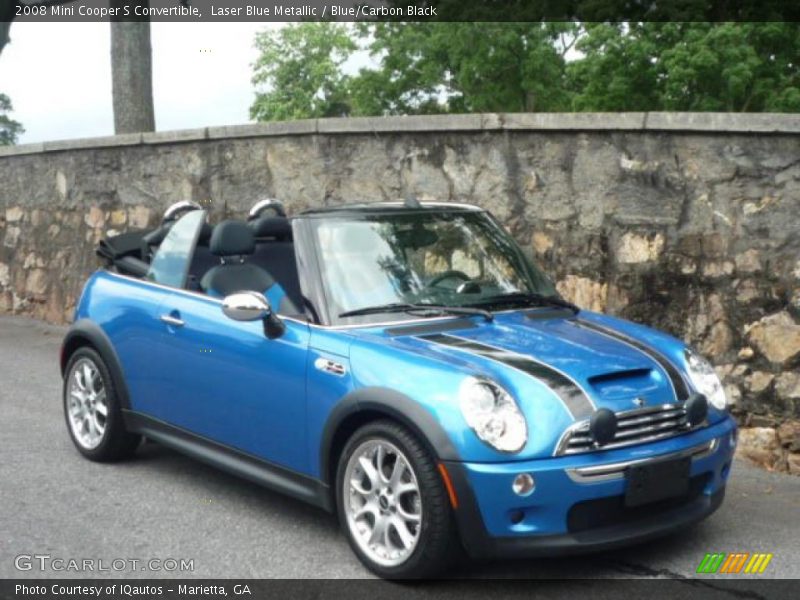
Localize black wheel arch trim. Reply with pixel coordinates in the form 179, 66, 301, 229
319, 386, 461, 487
61, 319, 132, 410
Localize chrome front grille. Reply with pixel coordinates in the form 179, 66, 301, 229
555, 404, 698, 456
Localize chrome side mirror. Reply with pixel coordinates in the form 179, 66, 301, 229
221, 291, 285, 339
222, 291, 271, 322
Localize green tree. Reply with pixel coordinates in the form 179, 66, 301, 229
0, 93, 23, 145
350, 22, 578, 115
570, 22, 800, 112
250, 22, 800, 121
250, 23, 356, 121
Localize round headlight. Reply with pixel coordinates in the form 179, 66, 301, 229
684, 349, 727, 410
459, 377, 527, 453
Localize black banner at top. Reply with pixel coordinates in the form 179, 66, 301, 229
3, 0, 800, 23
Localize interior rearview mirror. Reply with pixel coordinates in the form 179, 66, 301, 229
222, 291, 285, 339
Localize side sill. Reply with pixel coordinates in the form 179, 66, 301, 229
123, 410, 333, 512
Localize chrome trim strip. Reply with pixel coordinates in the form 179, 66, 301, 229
159, 314, 185, 327
565, 437, 719, 483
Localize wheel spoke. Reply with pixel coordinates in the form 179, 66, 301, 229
82, 364, 95, 392
350, 477, 372, 497
93, 413, 105, 436
81, 416, 92, 442
389, 455, 407, 488
353, 500, 378, 521
86, 415, 97, 437
397, 503, 421, 523
69, 402, 83, 419
68, 391, 82, 407
94, 394, 108, 416
368, 515, 389, 546
390, 516, 416, 550
74, 370, 86, 392
358, 456, 380, 491
395, 481, 418, 497
375, 444, 389, 483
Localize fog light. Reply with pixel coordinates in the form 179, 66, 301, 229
512, 473, 535, 496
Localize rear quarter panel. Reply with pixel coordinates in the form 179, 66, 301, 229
73, 270, 171, 412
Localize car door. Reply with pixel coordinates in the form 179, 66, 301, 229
147, 225, 311, 473
155, 292, 311, 472
127, 209, 207, 419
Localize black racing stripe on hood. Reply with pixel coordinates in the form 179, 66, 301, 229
385, 318, 477, 337
419, 333, 595, 421
573, 319, 689, 401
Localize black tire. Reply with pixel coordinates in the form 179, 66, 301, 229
336, 419, 458, 578
63, 346, 140, 462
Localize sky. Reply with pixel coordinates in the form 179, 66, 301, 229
0, 22, 277, 144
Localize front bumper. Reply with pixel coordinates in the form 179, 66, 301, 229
445, 416, 736, 559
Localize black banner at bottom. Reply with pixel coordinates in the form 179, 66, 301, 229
1, 579, 796, 600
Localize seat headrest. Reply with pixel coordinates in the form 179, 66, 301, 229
209, 220, 255, 257
250, 216, 292, 241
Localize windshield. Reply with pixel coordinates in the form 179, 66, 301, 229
310, 210, 557, 325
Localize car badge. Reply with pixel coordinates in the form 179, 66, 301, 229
633, 397, 646, 408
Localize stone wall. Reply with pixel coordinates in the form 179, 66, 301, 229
1, 113, 799, 471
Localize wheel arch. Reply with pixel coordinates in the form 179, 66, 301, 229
61, 319, 132, 410
320, 387, 460, 492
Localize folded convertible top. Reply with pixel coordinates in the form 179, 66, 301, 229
96, 229, 148, 262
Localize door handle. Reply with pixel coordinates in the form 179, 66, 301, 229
160, 314, 185, 327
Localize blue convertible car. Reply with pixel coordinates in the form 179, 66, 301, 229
61, 199, 736, 577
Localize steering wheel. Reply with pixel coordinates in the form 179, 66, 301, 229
427, 270, 471, 289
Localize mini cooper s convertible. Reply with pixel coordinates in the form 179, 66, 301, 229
61, 199, 736, 578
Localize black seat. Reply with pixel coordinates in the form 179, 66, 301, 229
249, 217, 304, 311
201, 220, 275, 298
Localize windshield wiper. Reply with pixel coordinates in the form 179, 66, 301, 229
339, 302, 493, 322
467, 292, 579, 314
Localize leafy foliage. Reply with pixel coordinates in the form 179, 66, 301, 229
570, 23, 800, 112
351, 23, 578, 114
0, 93, 24, 145
250, 23, 356, 121
250, 22, 800, 121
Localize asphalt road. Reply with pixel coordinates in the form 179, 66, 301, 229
1, 315, 798, 585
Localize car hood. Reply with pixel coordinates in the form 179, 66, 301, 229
388, 310, 688, 420
347, 309, 695, 460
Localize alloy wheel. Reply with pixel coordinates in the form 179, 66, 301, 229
66, 358, 108, 450
343, 439, 423, 567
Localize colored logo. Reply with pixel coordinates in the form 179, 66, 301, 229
696, 553, 773, 574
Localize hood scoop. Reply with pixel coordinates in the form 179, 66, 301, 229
587, 368, 658, 401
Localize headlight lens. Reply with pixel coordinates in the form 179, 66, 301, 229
459, 377, 527, 452
684, 349, 727, 410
